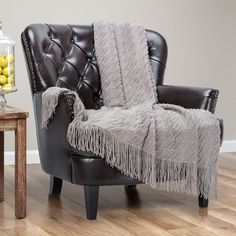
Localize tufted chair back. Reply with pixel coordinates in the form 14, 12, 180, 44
22, 24, 168, 109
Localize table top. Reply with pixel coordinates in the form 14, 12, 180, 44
0, 106, 29, 120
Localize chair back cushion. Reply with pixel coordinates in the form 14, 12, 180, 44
22, 24, 167, 109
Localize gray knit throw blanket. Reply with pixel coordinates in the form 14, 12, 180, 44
41, 22, 220, 198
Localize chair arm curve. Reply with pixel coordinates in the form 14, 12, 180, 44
33, 91, 76, 181
157, 84, 219, 114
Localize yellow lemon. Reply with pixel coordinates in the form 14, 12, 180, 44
0, 67, 2, 74
8, 75, 15, 84
0, 75, 7, 85
5, 54, 14, 64
0, 57, 7, 68
2, 83, 13, 92
2, 66, 14, 77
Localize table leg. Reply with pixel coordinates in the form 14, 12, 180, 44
0, 131, 4, 202
15, 119, 26, 218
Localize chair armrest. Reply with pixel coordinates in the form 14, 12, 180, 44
157, 85, 219, 113
33, 91, 76, 180
34, 90, 76, 125
157, 85, 223, 145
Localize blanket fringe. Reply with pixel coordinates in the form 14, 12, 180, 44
198, 167, 217, 199
67, 119, 217, 198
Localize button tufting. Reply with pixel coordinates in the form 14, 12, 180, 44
22, 24, 167, 109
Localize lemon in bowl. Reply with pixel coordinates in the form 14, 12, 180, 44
8, 75, 14, 84
2, 66, 14, 77
0, 56, 7, 68
2, 83, 13, 92
5, 54, 14, 64
0, 75, 7, 85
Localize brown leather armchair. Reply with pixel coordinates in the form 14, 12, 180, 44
21, 24, 223, 220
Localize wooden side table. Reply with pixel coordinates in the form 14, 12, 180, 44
0, 106, 28, 219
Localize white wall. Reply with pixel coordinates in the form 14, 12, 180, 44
1, 0, 236, 152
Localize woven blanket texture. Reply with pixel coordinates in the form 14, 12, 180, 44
41, 22, 220, 198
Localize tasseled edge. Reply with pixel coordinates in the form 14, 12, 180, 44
67, 118, 217, 198
73, 94, 87, 121
198, 167, 218, 199
41, 87, 70, 129
41, 87, 87, 129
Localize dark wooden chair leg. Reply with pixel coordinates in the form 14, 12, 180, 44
124, 185, 137, 192
198, 194, 208, 216
84, 185, 99, 220
49, 176, 62, 196
198, 194, 208, 207
124, 184, 137, 190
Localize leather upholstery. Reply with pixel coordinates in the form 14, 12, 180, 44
33, 93, 73, 181
22, 24, 167, 109
72, 157, 141, 185
157, 85, 219, 113
21, 23, 222, 186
